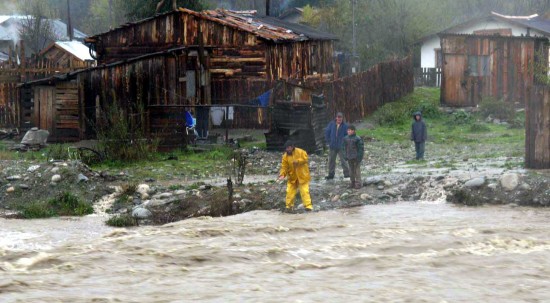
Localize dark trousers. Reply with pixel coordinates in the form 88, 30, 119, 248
328, 148, 350, 177
415, 142, 425, 160
348, 159, 361, 186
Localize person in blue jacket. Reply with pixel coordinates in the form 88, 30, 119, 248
324, 112, 350, 180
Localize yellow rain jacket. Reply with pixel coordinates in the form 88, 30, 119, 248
279, 147, 311, 184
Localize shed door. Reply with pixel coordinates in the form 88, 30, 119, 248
34, 86, 55, 135
442, 54, 467, 106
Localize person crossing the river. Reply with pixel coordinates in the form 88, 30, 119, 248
278, 141, 313, 212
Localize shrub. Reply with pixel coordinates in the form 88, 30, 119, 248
106, 214, 138, 227
451, 110, 473, 125
46, 144, 72, 161
19, 192, 93, 218
509, 113, 525, 129
48, 192, 94, 216
96, 102, 160, 162
412, 100, 441, 119
20, 201, 57, 218
479, 97, 515, 121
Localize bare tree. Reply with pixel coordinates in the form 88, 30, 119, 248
17, 0, 59, 55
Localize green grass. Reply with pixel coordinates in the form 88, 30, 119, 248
19, 192, 93, 219
91, 146, 235, 182
359, 87, 526, 160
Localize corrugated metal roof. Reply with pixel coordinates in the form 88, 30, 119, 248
88, 8, 337, 43
491, 12, 550, 36
190, 9, 337, 42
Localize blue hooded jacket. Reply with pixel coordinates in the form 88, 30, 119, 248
325, 120, 348, 150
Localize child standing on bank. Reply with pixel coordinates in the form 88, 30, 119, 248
343, 125, 364, 189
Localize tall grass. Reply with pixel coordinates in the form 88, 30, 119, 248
96, 102, 159, 162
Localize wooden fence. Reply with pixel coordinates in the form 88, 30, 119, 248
0, 46, 93, 128
305, 56, 414, 123
526, 85, 550, 169
414, 67, 441, 87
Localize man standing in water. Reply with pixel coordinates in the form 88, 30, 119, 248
411, 111, 428, 160
324, 112, 350, 180
278, 141, 313, 212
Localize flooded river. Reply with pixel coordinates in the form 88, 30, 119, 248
1, 202, 550, 302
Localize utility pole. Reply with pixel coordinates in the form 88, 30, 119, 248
351, 0, 358, 74
67, 0, 73, 40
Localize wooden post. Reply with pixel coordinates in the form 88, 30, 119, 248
526, 85, 550, 168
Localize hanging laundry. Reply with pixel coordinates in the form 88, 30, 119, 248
210, 106, 225, 126
227, 106, 234, 120
257, 90, 271, 107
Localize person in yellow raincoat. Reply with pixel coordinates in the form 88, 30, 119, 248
277, 141, 313, 211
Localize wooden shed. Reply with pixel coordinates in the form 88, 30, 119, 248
18, 75, 80, 141
38, 41, 96, 70
440, 34, 548, 107
84, 8, 337, 128
19, 46, 208, 145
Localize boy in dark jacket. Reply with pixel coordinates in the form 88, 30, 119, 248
411, 111, 428, 160
343, 125, 364, 189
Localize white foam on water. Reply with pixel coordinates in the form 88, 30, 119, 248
0, 230, 53, 251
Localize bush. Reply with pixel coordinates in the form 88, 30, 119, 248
371, 102, 410, 125
412, 100, 441, 119
371, 88, 441, 126
48, 192, 94, 216
46, 144, 72, 161
451, 110, 473, 125
479, 97, 515, 121
96, 102, 160, 162
106, 214, 138, 227
509, 113, 525, 129
20, 201, 57, 218
19, 192, 93, 218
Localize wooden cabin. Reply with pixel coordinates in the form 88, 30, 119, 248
440, 34, 548, 107
19, 46, 207, 145
84, 8, 337, 128
19, 8, 338, 145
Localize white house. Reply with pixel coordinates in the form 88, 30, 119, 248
418, 12, 550, 68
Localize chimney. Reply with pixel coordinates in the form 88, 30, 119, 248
67, 0, 73, 40
266, 0, 271, 16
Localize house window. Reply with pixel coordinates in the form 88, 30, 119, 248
435, 49, 442, 68
468, 55, 490, 76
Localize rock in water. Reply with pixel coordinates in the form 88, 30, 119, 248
132, 207, 152, 219
464, 177, 485, 188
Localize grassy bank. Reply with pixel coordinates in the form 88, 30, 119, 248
360, 87, 525, 161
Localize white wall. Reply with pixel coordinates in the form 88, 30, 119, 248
419, 19, 546, 68
420, 36, 441, 68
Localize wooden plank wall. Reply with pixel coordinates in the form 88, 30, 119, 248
0, 46, 89, 128
54, 81, 80, 141
306, 57, 414, 123
441, 35, 547, 107
526, 85, 550, 169
265, 40, 334, 81
210, 78, 271, 128
77, 52, 199, 144
92, 11, 334, 81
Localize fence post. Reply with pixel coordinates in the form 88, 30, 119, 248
526, 86, 550, 168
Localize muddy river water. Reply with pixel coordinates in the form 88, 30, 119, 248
1, 202, 550, 302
